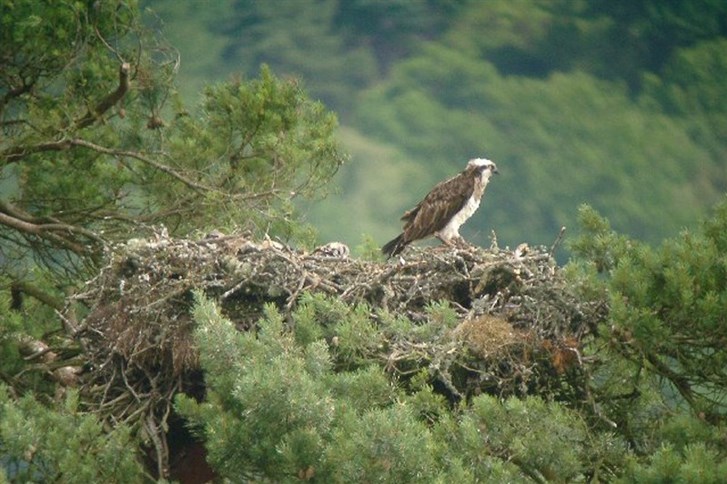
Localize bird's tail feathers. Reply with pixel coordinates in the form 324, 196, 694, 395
382, 234, 407, 258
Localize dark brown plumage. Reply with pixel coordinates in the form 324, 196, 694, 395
382, 158, 498, 258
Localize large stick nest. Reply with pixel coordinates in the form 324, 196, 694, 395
67, 230, 608, 473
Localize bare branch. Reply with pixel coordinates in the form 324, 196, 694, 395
76, 62, 130, 129
68, 138, 213, 192
93, 26, 126, 64
2, 139, 74, 164
0, 211, 87, 254
0, 200, 103, 255
2, 137, 212, 193
0, 200, 103, 241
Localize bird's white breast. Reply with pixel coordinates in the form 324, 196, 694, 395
439, 194, 481, 240
438, 171, 489, 241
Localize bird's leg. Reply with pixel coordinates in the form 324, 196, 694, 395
435, 233, 456, 246
453, 236, 472, 249
435, 233, 470, 249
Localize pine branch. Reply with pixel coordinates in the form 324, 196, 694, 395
10, 280, 64, 311
76, 62, 130, 129
68, 138, 212, 192
1, 63, 129, 164
2, 138, 212, 192
0, 207, 93, 255
645, 352, 696, 407
2, 139, 77, 164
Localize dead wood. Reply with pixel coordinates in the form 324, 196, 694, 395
55, 230, 608, 477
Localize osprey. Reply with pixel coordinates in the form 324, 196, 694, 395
382, 158, 499, 257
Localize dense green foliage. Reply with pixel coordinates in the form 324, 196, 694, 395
2, 0, 727, 481
0, 387, 144, 482
573, 197, 727, 419
1, 0, 344, 285
179, 294, 625, 482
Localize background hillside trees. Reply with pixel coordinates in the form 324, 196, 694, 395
144, 0, 727, 251
354, 57, 717, 246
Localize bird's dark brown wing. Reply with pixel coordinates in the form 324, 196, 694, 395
401, 173, 473, 242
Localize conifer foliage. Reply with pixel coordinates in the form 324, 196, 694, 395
2, 0, 727, 481
0, 387, 143, 482
573, 199, 727, 421
0, 0, 344, 287
179, 292, 621, 482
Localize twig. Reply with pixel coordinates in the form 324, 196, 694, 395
68, 138, 212, 192
76, 63, 130, 129
145, 414, 169, 479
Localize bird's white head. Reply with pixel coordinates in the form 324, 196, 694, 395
466, 158, 499, 179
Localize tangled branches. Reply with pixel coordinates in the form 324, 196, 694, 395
63, 231, 608, 476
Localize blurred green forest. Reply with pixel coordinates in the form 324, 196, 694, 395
143, 0, 727, 252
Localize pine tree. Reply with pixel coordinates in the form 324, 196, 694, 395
179, 292, 627, 482
0, 387, 144, 482
1, 0, 343, 479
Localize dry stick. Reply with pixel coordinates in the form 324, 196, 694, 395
286, 272, 308, 311
145, 414, 169, 480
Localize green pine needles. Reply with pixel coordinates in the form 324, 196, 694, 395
0, 387, 144, 482
179, 292, 621, 482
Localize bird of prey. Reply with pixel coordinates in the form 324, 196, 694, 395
382, 158, 499, 258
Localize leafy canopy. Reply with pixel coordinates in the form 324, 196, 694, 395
572, 197, 727, 419
1, 0, 344, 286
